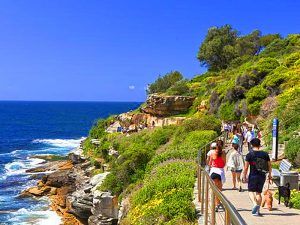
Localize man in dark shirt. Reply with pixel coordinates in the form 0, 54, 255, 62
242, 138, 272, 216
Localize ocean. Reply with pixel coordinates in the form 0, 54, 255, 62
0, 101, 141, 225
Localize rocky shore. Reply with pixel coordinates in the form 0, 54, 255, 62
20, 148, 119, 225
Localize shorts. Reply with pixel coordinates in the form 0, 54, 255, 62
248, 175, 266, 193
230, 169, 242, 173
211, 173, 221, 181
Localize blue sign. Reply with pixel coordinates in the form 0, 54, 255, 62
272, 118, 279, 137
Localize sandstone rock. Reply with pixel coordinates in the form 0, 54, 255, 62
141, 94, 195, 116
50, 187, 57, 195
26, 160, 71, 173
44, 170, 75, 188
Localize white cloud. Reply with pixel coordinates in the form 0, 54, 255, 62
129, 85, 135, 90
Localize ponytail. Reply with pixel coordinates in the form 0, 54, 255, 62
216, 145, 223, 157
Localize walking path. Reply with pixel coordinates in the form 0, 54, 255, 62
222, 146, 300, 225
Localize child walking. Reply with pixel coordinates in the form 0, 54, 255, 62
227, 144, 244, 192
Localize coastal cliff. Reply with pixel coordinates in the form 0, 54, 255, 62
21, 149, 119, 225
141, 94, 195, 116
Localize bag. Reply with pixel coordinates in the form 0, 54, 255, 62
252, 153, 269, 173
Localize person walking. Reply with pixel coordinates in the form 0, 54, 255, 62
227, 144, 244, 192
244, 126, 254, 152
206, 142, 217, 165
242, 138, 272, 216
209, 144, 226, 211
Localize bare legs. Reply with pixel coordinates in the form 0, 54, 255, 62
232, 172, 236, 188
231, 171, 242, 189
213, 178, 223, 205
249, 192, 262, 214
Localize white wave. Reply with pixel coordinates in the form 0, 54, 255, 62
35, 210, 62, 225
32, 137, 85, 148
26, 157, 45, 165
4, 161, 27, 175
4, 158, 45, 176
10, 208, 62, 225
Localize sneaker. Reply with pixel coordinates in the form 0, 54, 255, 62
215, 203, 224, 212
252, 212, 262, 217
251, 205, 260, 214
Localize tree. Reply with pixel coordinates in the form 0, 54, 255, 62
235, 30, 262, 56
197, 25, 238, 71
260, 34, 281, 47
147, 71, 183, 94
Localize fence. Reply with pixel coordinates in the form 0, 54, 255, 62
197, 132, 247, 225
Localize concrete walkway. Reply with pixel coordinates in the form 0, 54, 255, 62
222, 147, 300, 225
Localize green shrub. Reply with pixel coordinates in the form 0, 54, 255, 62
146, 129, 217, 171
246, 85, 268, 104
248, 101, 262, 115
100, 127, 175, 195
285, 52, 300, 67
147, 71, 183, 94
166, 80, 191, 96
218, 102, 239, 121
179, 114, 221, 133
287, 34, 300, 46
294, 59, 300, 67
285, 137, 300, 165
260, 38, 289, 57
262, 66, 288, 88
127, 161, 196, 224
255, 57, 280, 75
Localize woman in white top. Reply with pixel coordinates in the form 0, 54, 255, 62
227, 143, 244, 192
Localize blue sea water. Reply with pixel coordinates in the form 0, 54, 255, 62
0, 101, 141, 225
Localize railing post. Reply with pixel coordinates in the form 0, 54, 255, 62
204, 179, 209, 225
211, 190, 216, 225
201, 173, 205, 214
225, 208, 231, 225
198, 165, 202, 203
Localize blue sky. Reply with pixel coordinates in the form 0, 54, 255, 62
0, 0, 299, 102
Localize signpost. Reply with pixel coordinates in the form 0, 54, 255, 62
272, 118, 279, 161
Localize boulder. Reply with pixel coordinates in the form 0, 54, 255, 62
88, 191, 118, 225
69, 190, 93, 219
69, 152, 85, 164
44, 170, 75, 188
141, 94, 195, 116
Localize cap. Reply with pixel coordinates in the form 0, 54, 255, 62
211, 142, 217, 148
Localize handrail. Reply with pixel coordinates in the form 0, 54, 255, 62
197, 131, 247, 225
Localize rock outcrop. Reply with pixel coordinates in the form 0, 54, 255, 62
141, 94, 195, 116
21, 148, 118, 225
88, 191, 118, 225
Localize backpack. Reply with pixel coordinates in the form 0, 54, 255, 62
252, 152, 269, 173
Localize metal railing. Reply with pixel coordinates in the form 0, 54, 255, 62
197, 132, 247, 225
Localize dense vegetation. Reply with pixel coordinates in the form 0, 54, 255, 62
83, 26, 300, 222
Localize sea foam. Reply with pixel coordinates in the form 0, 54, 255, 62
32, 138, 84, 148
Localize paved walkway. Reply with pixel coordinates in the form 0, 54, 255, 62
222, 147, 300, 225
